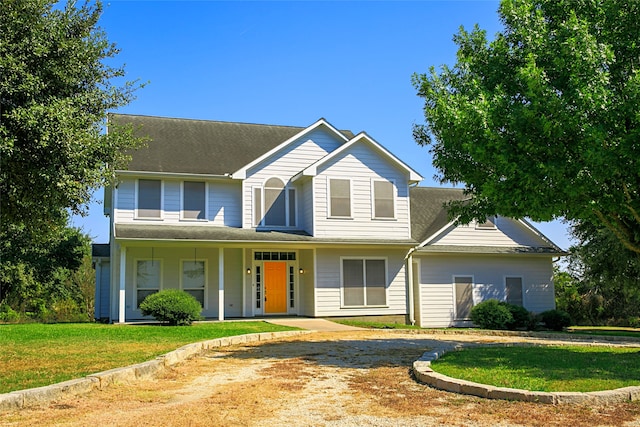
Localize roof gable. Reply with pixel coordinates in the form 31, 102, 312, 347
110, 114, 353, 176
295, 132, 423, 183
410, 187, 468, 243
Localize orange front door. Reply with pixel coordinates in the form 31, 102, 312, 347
264, 262, 287, 314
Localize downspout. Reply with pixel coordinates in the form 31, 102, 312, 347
404, 246, 418, 326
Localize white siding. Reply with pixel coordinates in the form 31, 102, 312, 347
242, 128, 344, 228
314, 248, 407, 317
417, 254, 555, 327
299, 249, 315, 316
313, 142, 412, 239
430, 217, 550, 247
114, 177, 242, 227
300, 178, 314, 234
223, 249, 243, 317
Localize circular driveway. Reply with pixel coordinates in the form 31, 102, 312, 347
4, 330, 640, 427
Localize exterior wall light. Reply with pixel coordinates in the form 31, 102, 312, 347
246, 268, 251, 275
299, 268, 305, 274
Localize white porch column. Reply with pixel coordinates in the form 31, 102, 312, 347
118, 247, 127, 323
406, 254, 415, 326
218, 248, 224, 321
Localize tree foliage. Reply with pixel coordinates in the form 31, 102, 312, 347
413, 0, 640, 253
0, 0, 144, 236
555, 222, 640, 325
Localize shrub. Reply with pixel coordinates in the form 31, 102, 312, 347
500, 302, 532, 330
0, 303, 20, 323
139, 289, 202, 326
470, 299, 513, 330
540, 309, 572, 331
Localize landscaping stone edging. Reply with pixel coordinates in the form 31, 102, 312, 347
0, 330, 312, 411
412, 342, 640, 405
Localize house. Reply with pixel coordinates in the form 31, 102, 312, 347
93, 114, 564, 327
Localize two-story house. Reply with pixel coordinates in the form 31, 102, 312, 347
93, 114, 564, 327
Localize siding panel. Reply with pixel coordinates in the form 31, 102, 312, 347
417, 254, 555, 327
431, 218, 550, 247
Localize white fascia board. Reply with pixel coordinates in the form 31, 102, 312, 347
517, 218, 567, 253
299, 132, 424, 183
417, 220, 458, 248
231, 118, 350, 180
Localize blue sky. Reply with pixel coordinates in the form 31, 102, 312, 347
72, 0, 573, 250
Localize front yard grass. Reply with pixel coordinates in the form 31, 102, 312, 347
0, 321, 296, 394
431, 345, 640, 392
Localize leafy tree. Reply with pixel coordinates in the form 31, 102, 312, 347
413, 0, 640, 254
564, 222, 640, 324
0, 0, 145, 237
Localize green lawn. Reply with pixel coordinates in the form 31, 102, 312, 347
431, 345, 640, 392
0, 321, 296, 394
567, 326, 640, 339
334, 319, 421, 330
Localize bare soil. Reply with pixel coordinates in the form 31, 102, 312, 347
3, 330, 640, 426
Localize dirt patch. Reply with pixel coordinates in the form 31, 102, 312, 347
3, 331, 640, 426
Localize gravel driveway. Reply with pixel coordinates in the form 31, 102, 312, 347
3, 330, 640, 427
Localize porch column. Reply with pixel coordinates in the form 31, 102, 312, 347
118, 247, 126, 323
218, 248, 224, 321
406, 254, 415, 326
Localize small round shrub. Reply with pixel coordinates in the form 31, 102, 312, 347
500, 302, 532, 330
540, 309, 572, 331
470, 299, 513, 330
139, 289, 202, 326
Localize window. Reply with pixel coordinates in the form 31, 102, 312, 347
183, 181, 206, 220
264, 178, 286, 226
136, 260, 161, 308
476, 216, 496, 229
137, 179, 161, 218
454, 276, 473, 320
329, 179, 351, 217
342, 258, 387, 307
373, 180, 395, 218
506, 277, 523, 306
254, 178, 296, 227
182, 260, 206, 307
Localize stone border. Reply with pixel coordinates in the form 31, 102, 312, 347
0, 330, 311, 411
412, 342, 640, 404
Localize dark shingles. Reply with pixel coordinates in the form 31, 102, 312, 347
110, 114, 354, 175
410, 187, 468, 243
114, 224, 416, 245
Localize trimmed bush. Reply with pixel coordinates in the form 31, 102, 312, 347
540, 309, 572, 331
139, 289, 202, 326
470, 299, 513, 330
500, 302, 532, 330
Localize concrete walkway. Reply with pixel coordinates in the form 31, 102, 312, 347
265, 318, 364, 332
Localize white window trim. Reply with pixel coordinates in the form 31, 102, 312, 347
134, 258, 163, 309
340, 256, 389, 308
371, 178, 397, 220
327, 177, 353, 219
180, 181, 209, 222
254, 177, 297, 228
135, 178, 164, 220
504, 275, 525, 307
252, 250, 300, 315
180, 259, 208, 309
453, 275, 474, 320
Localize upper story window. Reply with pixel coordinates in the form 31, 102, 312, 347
183, 181, 206, 220
137, 179, 162, 219
373, 180, 395, 219
254, 178, 296, 227
329, 178, 351, 218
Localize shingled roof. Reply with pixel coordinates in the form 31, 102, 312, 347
110, 114, 354, 175
410, 187, 469, 243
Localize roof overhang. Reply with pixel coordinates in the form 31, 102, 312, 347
415, 245, 567, 256
232, 118, 350, 180
115, 170, 233, 180
114, 224, 417, 247
293, 132, 423, 184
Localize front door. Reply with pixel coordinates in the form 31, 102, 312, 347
264, 261, 287, 314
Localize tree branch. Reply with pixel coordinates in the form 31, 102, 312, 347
593, 209, 640, 254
